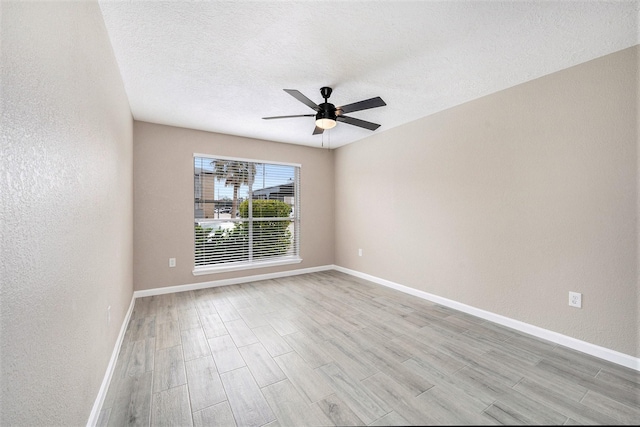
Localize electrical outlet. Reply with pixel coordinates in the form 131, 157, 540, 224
569, 292, 582, 308
169, 258, 176, 268
358, 248, 362, 257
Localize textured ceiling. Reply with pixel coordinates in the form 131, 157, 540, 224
99, 1, 639, 148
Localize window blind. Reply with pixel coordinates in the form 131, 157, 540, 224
194, 155, 300, 273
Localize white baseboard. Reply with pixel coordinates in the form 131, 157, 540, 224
134, 264, 334, 298
87, 295, 136, 427
333, 265, 640, 372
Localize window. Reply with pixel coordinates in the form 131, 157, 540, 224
193, 154, 301, 274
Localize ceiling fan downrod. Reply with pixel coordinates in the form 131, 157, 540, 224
317, 87, 337, 123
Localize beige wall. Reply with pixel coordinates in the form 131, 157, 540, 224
335, 46, 639, 357
133, 121, 334, 291
1, 1, 133, 425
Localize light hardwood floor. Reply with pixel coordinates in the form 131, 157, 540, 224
98, 270, 640, 426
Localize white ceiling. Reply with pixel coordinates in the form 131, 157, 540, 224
99, 1, 639, 149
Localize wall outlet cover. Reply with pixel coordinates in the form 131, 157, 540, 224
569, 291, 582, 308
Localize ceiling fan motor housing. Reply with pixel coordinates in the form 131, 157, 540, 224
317, 102, 337, 121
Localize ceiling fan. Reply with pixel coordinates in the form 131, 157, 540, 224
263, 87, 386, 135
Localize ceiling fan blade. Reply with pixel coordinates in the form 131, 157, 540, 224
336, 115, 381, 131
284, 89, 320, 111
338, 96, 386, 114
262, 114, 315, 120
313, 126, 324, 135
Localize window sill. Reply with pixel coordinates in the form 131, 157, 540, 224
192, 256, 303, 276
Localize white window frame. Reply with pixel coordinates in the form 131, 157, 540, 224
193, 153, 301, 275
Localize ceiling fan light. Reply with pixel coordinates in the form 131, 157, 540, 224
316, 118, 337, 129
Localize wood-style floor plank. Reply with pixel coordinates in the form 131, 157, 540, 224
184, 356, 226, 412
151, 384, 193, 427
237, 342, 287, 388
267, 316, 299, 336
317, 394, 365, 426
360, 371, 436, 425
220, 366, 275, 427
194, 295, 218, 317
317, 362, 388, 424
362, 345, 434, 396
402, 358, 496, 408
251, 325, 293, 357
152, 346, 186, 392
192, 401, 236, 427
513, 377, 619, 425
484, 388, 569, 425
274, 351, 334, 403
282, 331, 333, 368
579, 389, 640, 424
200, 313, 227, 339
261, 379, 332, 426
208, 334, 246, 373
102, 271, 639, 427
155, 321, 181, 350
107, 371, 152, 427
181, 328, 210, 361
225, 318, 259, 348
414, 382, 499, 425
238, 306, 271, 329
537, 359, 639, 408
322, 336, 378, 381
125, 338, 154, 377
178, 308, 201, 331
369, 410, 411, 426
125, 316, 155, 342
212, 297, 242, 322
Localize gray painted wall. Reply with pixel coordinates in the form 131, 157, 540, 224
1, 2, 133, 425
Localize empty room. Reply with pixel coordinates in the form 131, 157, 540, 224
1, 0, 639, 426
